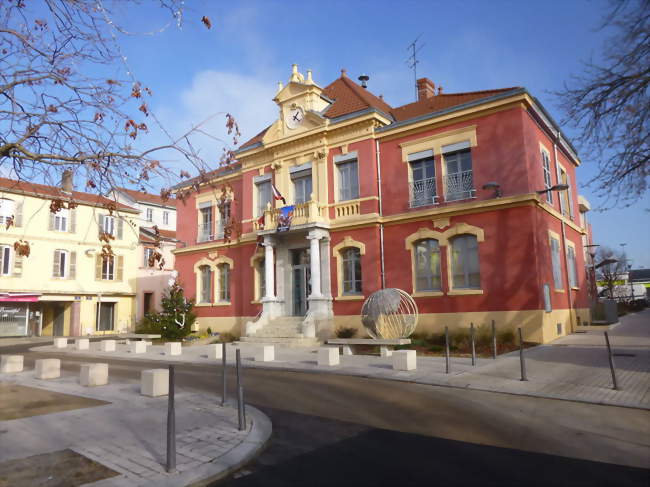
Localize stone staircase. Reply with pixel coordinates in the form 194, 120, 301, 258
240, 316, 319, 347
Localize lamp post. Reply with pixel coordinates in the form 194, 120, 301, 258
536, 183, 569, 195
585, 244, 600, 304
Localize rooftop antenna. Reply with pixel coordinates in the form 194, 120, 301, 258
406, 34, 425, 101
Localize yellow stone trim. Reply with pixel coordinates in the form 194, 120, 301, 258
332, 236, 366, 298
444, 223, 485, 242
399, 125, 477, 162
334, 295, 365, 301
194, 303, 212, 308
249, 250, 265, 302
213, 301, 231, 307
447, 289, 484, 296
212, 255, 234, 268
433, 218, 450, 229
412, 291, 444, 297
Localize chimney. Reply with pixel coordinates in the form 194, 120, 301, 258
61, 169, 73, 193
416, 78, 436, 100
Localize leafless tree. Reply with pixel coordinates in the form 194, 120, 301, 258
555, 0, 649, 206
595, 245, 627, 298
0, 0, 236, 200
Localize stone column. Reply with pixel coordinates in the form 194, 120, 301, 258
308, 232, 322, 298
70, 301, 81, 337
263, 235, 275, 300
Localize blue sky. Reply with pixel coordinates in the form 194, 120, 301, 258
103, 0, 648, 267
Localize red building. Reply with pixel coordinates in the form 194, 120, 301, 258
173, 66, 592, 344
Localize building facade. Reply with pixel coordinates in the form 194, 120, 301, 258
0, 176, 139, 337
110, 188, 178, 322
173, 66, 592, 343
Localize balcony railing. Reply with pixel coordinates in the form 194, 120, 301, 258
444, 170, 475, 202
409, 177, 438, 208
254, 199, 326, 231
197, 222, 213, 243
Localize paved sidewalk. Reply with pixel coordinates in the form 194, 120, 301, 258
29, 310, 650, 410
0, 372, 271, 486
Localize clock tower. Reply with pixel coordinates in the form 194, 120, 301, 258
274, 65, 330, 137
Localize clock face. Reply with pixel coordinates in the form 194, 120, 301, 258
285, 106, 304, 129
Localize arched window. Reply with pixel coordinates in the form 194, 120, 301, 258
414, 239, 441, 291
450, 235, 480, 289
199, 265, 212, 303
217, 263, 230, 302
342, 248, 362, 295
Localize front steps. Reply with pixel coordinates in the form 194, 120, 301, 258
240, 316, 320, 348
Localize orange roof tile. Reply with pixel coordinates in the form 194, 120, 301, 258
322, 75, 393, 119
390, 87, 521, 122
0, 177, 137, 213
117, 187, 176, 207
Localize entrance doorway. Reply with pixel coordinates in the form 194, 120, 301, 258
96, 302, 115, 332
53, 304, 65, 336
291, 248, 311, 316
143, 292, 154, 315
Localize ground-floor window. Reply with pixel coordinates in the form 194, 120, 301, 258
0, 304, 28, 336
218, 263, 231, 302
342, 247, 362, 294
96, 302, 115, 331
450, 234, 481, 289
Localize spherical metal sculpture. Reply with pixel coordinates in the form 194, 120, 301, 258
361, 288, 418, 339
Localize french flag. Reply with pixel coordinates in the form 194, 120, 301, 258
272, 183, 286, 205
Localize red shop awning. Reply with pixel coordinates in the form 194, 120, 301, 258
0, 293, 40, 302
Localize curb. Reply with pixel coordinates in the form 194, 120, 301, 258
139, 405, 271, 487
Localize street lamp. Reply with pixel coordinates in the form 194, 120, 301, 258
536, 183, 569, 195
482, 181, 502, 198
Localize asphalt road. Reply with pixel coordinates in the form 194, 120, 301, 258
2, 342, 649, 487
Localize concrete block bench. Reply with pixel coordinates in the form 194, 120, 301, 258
209, 343, 223, 359
254, 345, 274, 362
80, 363, 108, 386
35, 359, 60, 379
318, 347, 339, 366
1, 355, 24, 373
130, 341, 146, 354
141, 369, 169, 397
100, 340, 116, 352
326, 338, 411, 357
392, 350, 417, 371
75, 338, 89, 351
165, 342, 181, 356
53, 338, 68, 349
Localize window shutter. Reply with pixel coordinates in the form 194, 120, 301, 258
98, 214, 104, 235
69, 251, 76, 279
117, 218, 123, 239
69, 208, 76, 233
116, 255, 124, 281
0, 248, 4, 274
567, 174, 575, 219
14, 201, 23, 227
12, 253, 22, 277
53, 250, 61, 277
95, 255, 102, 280
49, 213, 55, 231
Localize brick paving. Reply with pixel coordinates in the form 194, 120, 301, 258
0, 373, 268, 486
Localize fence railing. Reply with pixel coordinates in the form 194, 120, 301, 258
197, 222, 213, 243
409, 177, 438, 208
444, 170, 475, 202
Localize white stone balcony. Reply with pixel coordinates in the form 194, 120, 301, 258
254, 199, 326, 232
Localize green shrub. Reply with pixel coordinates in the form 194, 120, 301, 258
207, 327, 213, 335
136, 283, 196, 341
497, 330, 516, 346
335, 326, 357, 338
219, 332, 238, 343
428, 344, 444, 352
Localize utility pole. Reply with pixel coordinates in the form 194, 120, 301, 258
406, 35, 425, 101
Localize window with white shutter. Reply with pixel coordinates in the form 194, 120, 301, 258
0, 245, 11, 276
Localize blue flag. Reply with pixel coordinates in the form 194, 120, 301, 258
277, 205, 295, 232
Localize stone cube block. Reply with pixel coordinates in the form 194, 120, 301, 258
341, 345, 354, 356
80, 363, 108, 386
100, 340, 116, 352
380, 346, 393, 357
35, 359, 60, 379
144, 341, 153, 346
317, 347, 339, 366
209, 343, 223, 359
392, 350, 417, 371
1, 355, 24, 373
130, 341, 146, 354
254, 345, 274, 362
141, 369, 169, 397
75, 338, 89, 351
124, 339, 131, 345
53, 338, 68, 349
165, 342, 181, 356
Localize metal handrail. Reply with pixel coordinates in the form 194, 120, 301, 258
444, 170, 475, 202
409, 177, 437, 208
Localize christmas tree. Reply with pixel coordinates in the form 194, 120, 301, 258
137, 282, 196, 340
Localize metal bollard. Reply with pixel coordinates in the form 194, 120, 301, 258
604, 332, 619, 390
470, 322, 476, 366
492, 320, 497, 359
518, 327, 528, 381
166, 364, 176, 473
235, 349, 246, 431
444, 326, 450, 374
221, 341, 227, 406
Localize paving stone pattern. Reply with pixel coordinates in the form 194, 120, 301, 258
30, 310, 650, 410
0, 374, 251, 486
